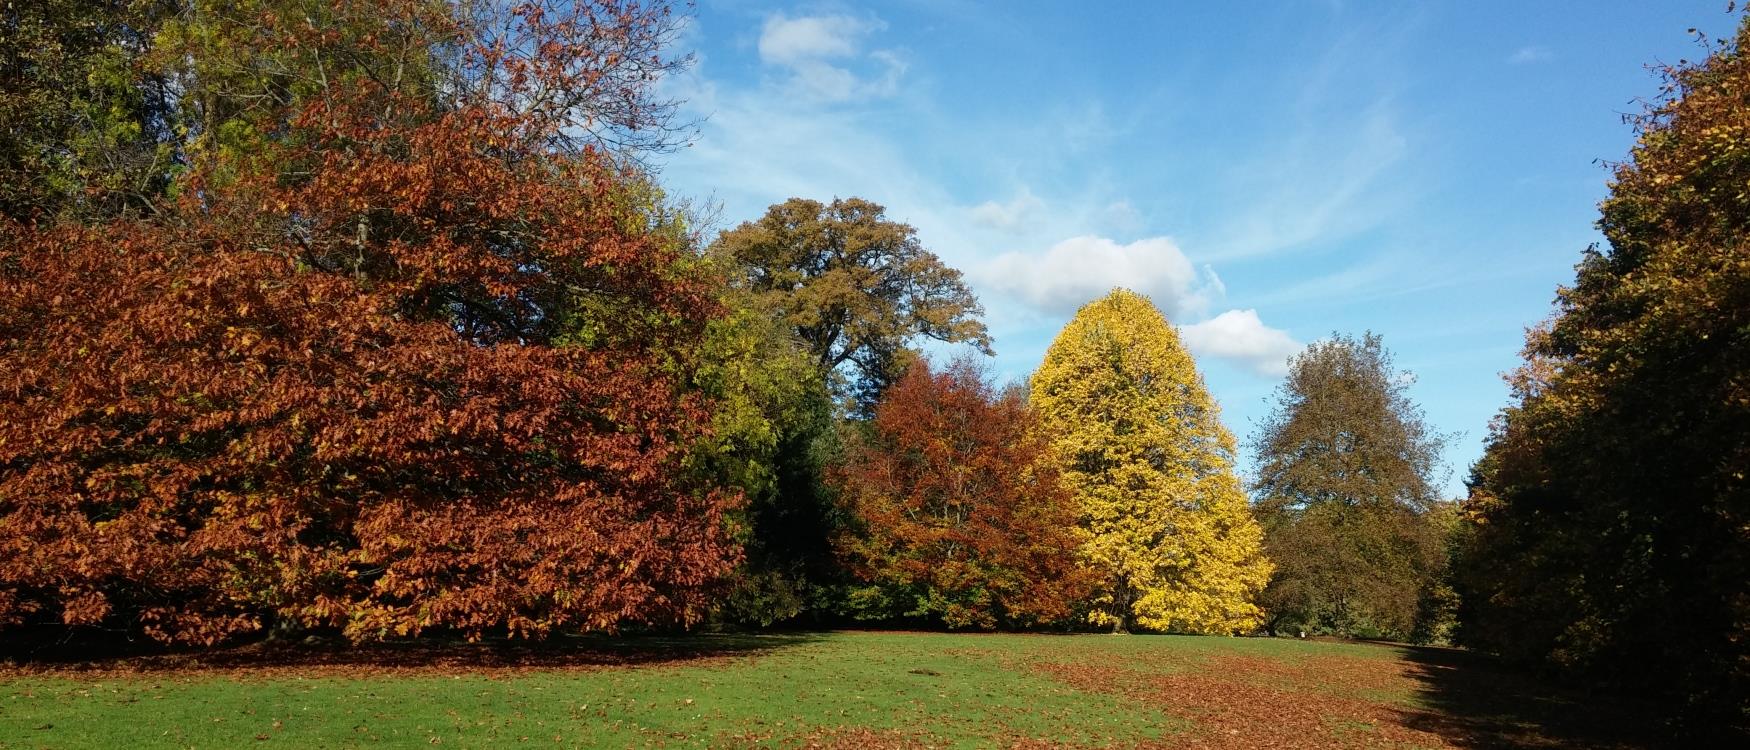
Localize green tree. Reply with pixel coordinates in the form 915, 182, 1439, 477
0, 0, 691, 224
708, 197, 992, 414
1250, 333, 1450, 640
687, 269, 841, 626
1459, 16, 1750, 728
0, 0, 177, 222
1030, 288, 1272, 634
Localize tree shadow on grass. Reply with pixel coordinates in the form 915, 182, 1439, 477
1387, 644, 1676, 749
0, 628, 824, 677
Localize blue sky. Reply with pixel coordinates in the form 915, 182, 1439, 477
655, 1, 1744, 494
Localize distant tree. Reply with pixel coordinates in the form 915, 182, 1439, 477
1250, 333, 1450, 640
832, 358, 1088, 629
707, 197, 992, 414
1458, 16, 1750, 729
0, 0, 738, 645
1030, 289, 1272, 634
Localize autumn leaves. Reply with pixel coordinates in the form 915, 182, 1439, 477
829, 290, 1273, 634
0, 1, 732, 644
706, 201, 1273, 634
1030, 290, 1273, 634
0, 0, 1280, 645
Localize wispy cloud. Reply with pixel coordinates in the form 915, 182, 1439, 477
758, 15, 872, 63
1102, 200, 1143, 235
1202, 106, 1413, 261
757, 12, 905, 101
664, 6, 1308, 380
968, 190, 1045, 232
1507, 45, 1553, 65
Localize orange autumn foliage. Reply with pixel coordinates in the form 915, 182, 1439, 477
0, 1, 737, 644
832, 360, 1089, 629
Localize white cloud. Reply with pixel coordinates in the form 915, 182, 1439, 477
756, 13, 903, 101
864, 49, 908, 96
758, 15, 874, 63
1507, 45, 1553, 65
979, 235, 1219, 319
969, 190, 1045, 231
1179, 309, 1303, 377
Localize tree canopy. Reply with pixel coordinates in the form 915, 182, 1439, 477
0, 0, 175, 222
708, 197, 992, 414
1030, 289, 1272, 634
1458, 16, 1750, 726
1250, 333, 1449, 640
0, 0, 738, 644
832, 359, 1088, 629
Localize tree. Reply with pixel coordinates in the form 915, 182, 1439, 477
832, 358, 1088, 629
686, 260, 841, 627
1250, 333, 1450, 640
0, 0, 177, 222
0, 0, 738, 644
0, 0, 691, 224
708, 197, 992, 414
1030, 288, 1272, 634
1459, 17, 1750, 728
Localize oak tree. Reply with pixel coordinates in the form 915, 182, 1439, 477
708, 197, 992, 414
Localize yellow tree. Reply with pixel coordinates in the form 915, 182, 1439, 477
1031, 289, 1272, 633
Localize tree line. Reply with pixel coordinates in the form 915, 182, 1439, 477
1, 0, 1744, 733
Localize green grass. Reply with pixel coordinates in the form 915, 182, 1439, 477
0, 631, 1646, 748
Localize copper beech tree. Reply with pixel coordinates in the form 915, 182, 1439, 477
832, 359, 1088, 629
0, 1, 739, 644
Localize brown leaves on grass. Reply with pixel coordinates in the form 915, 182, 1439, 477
720, 726, 947, 750
1036, 655, 1439, 749
0, 634, 813, 680
1032, 644, 1662, 749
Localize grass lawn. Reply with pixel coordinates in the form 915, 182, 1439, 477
0, 631, 1661, 749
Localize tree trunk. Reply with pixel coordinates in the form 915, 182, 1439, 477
1110, 577, 1132, 634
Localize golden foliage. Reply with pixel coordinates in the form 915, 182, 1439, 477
1030, 289, 1271, 633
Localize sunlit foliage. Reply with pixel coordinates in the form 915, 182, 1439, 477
1030, 289, 1271, 633
833, 359, 1088, 629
